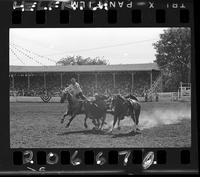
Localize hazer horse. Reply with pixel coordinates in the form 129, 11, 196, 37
60, 91, 108, 129
109, 94, 141, 133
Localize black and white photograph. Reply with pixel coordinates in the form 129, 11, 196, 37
9, 27, 191, 148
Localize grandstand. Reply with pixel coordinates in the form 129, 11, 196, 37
9, 63, 161, 97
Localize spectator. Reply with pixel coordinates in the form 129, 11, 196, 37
10, 72, 153, 97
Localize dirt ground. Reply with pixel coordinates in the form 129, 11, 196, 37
10, 101, 191, 148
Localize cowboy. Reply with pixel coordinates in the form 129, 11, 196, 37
64, 78, 86, 100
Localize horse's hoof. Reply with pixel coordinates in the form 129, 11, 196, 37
117, 127, 121, 130
60, 119, 64, 124
65, 124, 70, 128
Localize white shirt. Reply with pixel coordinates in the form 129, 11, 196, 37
64, 82, 82, 96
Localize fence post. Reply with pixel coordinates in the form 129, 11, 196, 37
180, 82, 182, 99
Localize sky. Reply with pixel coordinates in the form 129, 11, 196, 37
9, 28, 168, 66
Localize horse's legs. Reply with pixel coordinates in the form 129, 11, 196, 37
131, 111, 137, 132
92, 117, 100, 130
96, 118, 101, 129
91, 118, 99, 130
90, 118, 98, 129
135, 107, 141, 131
84, 114, 88, 128
109, 115, 118, 132
60, 115, 65, 124
61, 111, 70, 124
100, 114, 106, 130
66, 114, 76, 128
61, 104, 70, 124
117, 118, 121, 130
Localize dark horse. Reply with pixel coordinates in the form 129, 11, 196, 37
60, 91, 109, 129
109, 94, 141, 133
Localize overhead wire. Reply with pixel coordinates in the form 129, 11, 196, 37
10, 48, 26, 65
10, 44, 46, 66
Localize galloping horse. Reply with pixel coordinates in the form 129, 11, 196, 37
109, 94, 141, 133
60, 91, 109, 129
60, 90, 85, 128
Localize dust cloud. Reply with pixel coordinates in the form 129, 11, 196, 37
103, 105, 191, 130
138, 108, 191, 130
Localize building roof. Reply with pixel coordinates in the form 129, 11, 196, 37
9, 63, 159, 73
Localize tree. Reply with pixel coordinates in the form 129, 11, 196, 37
153, 28, 191, 92
56, 55, 109, 66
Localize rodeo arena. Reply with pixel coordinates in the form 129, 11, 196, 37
9, 62, 191, 148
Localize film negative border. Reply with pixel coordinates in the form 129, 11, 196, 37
11, 0, 192, 26
0, 0, 199, 175
11, 148, 195, 174
12, 9, 191, 25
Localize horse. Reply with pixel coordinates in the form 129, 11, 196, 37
60, 90, 86, 128
109, 94, 141, 133
60, 91, 109, 130
85, 94, 111, 130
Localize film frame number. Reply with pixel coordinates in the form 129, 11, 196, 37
17, 150, 156, 169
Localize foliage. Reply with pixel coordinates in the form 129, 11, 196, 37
153, 28, 191, 91
56, 55, 109, 65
